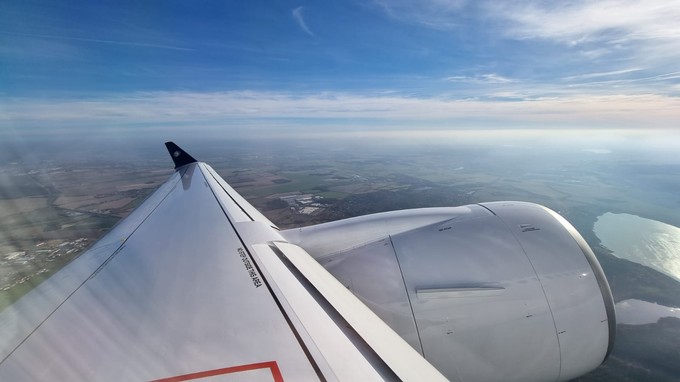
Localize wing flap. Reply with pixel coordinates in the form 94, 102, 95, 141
269, 241, 448, 382
251, 243, 393, 381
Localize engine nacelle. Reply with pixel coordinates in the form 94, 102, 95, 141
281, 202, 615, 382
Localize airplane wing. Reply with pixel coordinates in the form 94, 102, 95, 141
0, 143, 447, 381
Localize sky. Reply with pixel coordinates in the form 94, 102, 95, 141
1, 0, 680, 142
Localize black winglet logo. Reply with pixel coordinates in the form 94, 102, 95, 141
165, 142, 198, 169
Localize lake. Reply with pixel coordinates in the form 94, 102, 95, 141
594, 212, 680, 282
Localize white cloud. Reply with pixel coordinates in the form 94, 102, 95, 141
373, 0, 467, 30
375, 0, 680, 45
444, 73, 516, 84
582, 148, 612, 154
559, 71, 680, 91
375, 1, 680, 70
564, 68, 643, 81
489, 0, 680, 69
495, 1, 680, 44
0, 32, 193, 52
2, 91, 678, 134
292, 7, 315, 37
486, 91, 531, 100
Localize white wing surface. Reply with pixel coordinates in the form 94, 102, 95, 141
0, 143, 446, 381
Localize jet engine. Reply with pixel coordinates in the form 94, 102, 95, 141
281, 201, 615, 382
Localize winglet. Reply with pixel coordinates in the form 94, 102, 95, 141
165, 142, 198, 169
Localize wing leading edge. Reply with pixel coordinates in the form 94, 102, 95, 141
0, 143, 446, 381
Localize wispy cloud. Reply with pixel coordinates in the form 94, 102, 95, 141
444, 73, 516, 84
373, 0, 467, 30
0, 35, 82, 60
488, 0, 680, 70
494, 1, 680, 45
375, 1, 680, 51
562, 71, 680, 90
0, 31, 194, 51
563, 68, 643, 81
372, 1, 680, 96
292, 7, 315, 37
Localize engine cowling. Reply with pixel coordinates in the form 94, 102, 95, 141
281, 202, 615, 382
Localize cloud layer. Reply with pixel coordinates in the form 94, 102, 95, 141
3, 91, 678, 136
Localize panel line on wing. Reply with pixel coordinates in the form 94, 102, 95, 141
201, 164, 278, 228
203, 165, 255, 222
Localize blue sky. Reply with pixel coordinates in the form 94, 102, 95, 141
1, 0, 679, 140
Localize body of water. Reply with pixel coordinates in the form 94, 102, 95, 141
594, 212, 680, 282
615, 299, 680, 325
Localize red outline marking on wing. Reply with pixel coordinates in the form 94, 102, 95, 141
151, 361, 284, 382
